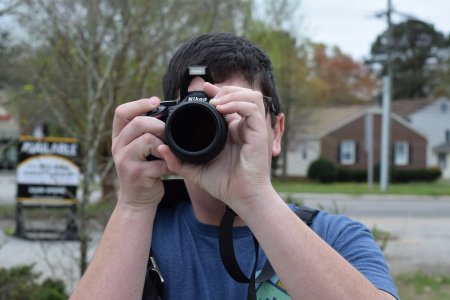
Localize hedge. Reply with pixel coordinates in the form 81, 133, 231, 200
308, 158, 442, 183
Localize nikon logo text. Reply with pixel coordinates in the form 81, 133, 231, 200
188, 96, 208, 102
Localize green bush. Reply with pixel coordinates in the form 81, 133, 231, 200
0, 264, 67, 300
391, 167, 442, 183
335, 166, 441, 183
337, 168, 367, 182
307, 157, 338, 183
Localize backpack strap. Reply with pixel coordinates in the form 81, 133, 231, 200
219, 205, 319, 300
142, 249, 165, 300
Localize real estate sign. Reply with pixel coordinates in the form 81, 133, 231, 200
16, 136, 80, 204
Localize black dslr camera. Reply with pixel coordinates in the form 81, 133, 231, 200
147, 66, 227, 163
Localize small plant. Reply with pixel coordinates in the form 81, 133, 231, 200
0, 264, 67, 300
371, 225, 391, 252
395, 272, 450, 299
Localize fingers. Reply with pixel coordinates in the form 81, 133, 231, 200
112, 97, 161, 139
203, 82, 220, 98
112, 116, 165, 151
209, 87, 266, 118
122, 132, 165, 161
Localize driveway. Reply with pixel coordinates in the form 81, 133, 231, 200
291, 193, 450, 276
1, 172, 450, 293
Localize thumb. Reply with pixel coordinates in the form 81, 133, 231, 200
158, 145, 198, 180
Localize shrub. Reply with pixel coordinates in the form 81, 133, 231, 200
391, 167, 442, 183
307, 157, 338, 183
337, 168, 367, 182
0, 264, 67, 300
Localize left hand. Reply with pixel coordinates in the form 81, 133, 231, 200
158, 82, 274, 213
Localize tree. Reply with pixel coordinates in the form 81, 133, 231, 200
0, 0, 26, 90
429, 35, 450, 97
248, 24, 376, 178
370, 19, 446, 100
247, 25, 310, 178
310, 43, 377, 104
13, 0, 254, 275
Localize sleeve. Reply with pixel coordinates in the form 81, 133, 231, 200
311, 212, 399, 299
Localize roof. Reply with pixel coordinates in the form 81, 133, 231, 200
296, 105, 371, 136
391, 97, 449, 118
293, 104, 427, 140
433, 143, 450, 154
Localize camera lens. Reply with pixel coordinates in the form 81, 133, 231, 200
165, 102, 227, 163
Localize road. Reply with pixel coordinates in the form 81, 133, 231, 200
1, 171, 450, 293
289, 193, 450, 277
287, 192, 450, 217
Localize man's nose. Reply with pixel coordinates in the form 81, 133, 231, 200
187, 76, 206, 92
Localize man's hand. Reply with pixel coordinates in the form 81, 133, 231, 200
159, 82, 276, 214
111, 97, 170, 211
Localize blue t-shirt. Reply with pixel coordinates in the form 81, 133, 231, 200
152, 201, 399, 299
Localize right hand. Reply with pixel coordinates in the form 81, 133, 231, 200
111, 97, 170, 211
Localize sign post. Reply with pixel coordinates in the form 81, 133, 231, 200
15, 136, 80, 240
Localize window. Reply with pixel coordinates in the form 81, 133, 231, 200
441, 102, 448, 113
394, 141, 409, 166
340, 140, 356, 165
301, 146, 307, 160
438, 153, 447, 169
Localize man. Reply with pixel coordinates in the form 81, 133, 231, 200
71, 32, 399, 299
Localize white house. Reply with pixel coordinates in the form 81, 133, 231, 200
405, 97, 450, 178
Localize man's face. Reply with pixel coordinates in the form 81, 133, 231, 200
187, 75, 284, 162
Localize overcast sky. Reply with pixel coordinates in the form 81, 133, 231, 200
300, 0, 450, 60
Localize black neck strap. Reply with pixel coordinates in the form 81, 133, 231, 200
219, 205, 319, 300
219, 207, 259, 300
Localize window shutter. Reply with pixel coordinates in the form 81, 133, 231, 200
391, 143, 395, 164
409, 143, 413, 164
355, 142, 359, 163
337, 141, 342, 163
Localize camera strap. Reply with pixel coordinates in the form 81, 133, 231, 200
219, 205, 319, 300
219, 206, 259, 300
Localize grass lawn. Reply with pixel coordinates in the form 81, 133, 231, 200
395, 273, 450, 300
273, 179, 450, 196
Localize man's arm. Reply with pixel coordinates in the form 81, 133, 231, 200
160, 83, 397, 299
239, 190, 397, 299
71, 98, 169, 300
70, 202, 157, 300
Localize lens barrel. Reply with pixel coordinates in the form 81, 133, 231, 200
165, 101, 227, 163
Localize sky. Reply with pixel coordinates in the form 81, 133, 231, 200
300, 0, 450, 61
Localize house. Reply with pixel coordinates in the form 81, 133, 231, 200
392, 96, 450, 178
0, 105, 20, 169
284, 105, 428, 178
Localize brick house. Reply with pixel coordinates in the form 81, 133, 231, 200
321, 109, 427, 169
284, 106, 427, 178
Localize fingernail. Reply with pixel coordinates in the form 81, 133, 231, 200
210, 98, 220, 105
148, 97, 159, 106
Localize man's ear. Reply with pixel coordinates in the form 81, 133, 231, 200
271, 113, 285, 156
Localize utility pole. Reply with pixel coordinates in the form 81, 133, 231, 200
365, 110, 374, 192
380, 0, 393, 192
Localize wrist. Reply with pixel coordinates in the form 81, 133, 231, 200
232, 185, 282, 219
116, 195, 160, 216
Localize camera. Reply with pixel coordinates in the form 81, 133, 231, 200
147, 66, 227, 163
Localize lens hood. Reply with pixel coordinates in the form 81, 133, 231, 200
165, 101, 227, 163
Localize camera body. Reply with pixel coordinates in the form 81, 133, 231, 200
147, 66, 227, 163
